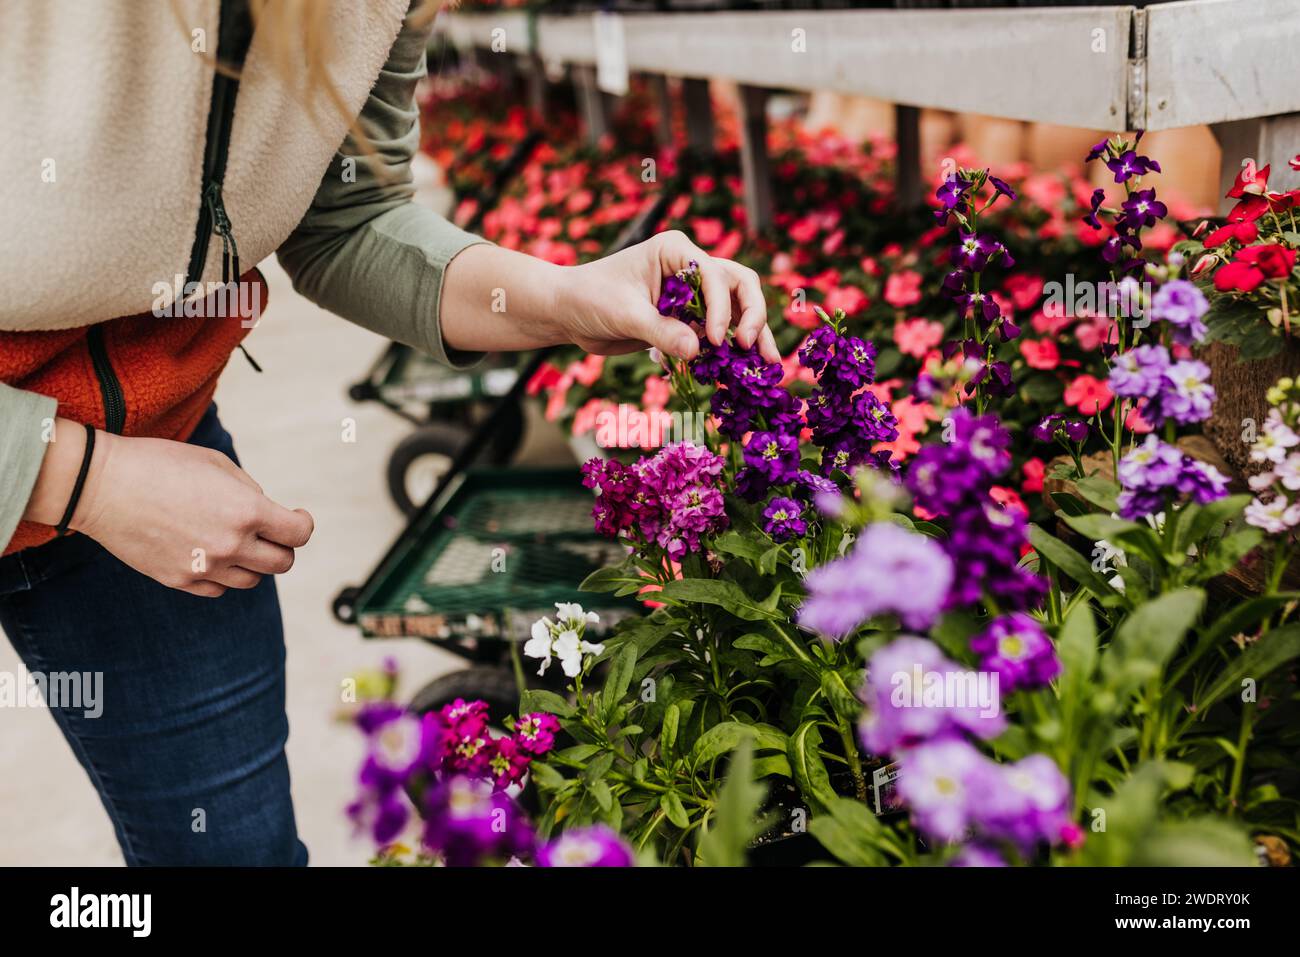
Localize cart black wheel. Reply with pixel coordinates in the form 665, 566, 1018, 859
333, 586, 361, 624
408, 666, 521, 725
386, 422, 471, 517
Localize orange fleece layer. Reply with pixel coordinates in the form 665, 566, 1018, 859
1, 272, 268, 555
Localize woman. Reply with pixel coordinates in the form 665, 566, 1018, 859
0, 0, 775, 865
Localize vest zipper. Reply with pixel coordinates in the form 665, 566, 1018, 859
87, 325, 126, 434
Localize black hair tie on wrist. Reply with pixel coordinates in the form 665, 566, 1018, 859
55, 423, 96, 537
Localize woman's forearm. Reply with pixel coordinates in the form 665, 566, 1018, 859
439, 244, 572, 353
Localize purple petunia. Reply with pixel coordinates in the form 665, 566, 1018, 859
970, 613, 1060, 691
799, 524, 954, 638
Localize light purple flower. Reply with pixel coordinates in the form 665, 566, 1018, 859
799, 524, 954, 638
895, 738, 999, 843
1158, 360, 1216, 425
973, 755, 1072, 853
1150, 280, 1209, 345
949, 843, 1007, 867
858, 637, 1005, 755
763, 496, 807, 542
537, 825, 634, 867
1108, 344, 1170, 399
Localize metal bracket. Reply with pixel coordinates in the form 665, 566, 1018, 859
1126, 8, 1147, 131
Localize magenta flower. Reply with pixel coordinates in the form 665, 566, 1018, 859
537, 824, 634, 867
799, 525, 954, 638
970, 613, 1060, 691
514, 712, 560, 755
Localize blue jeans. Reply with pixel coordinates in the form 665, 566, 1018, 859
0, 405, 307, 866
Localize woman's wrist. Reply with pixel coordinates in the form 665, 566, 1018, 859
21, 417, 89, 526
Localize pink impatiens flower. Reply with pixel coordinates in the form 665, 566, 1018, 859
893, 317, 945, 358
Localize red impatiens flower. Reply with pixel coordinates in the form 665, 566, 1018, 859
1019, 338, 1060, 370
893, 317, 945, 358
1020, 457, 1045, 495
1063, 374, 1113, 415
1227, 161, 1270, 198
1004, 273, 1046, 312
1291, 154, 1300, 172
1202, 221, 1258, 248
883, 270, 924, 308
1237, 243, 1297, 278
823, 285, 869, 317
1214, 244, 1297, 292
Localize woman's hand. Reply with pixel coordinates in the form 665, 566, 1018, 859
441, 231, 779, 362
24, 420, 313, 598
560, 230, 780, 362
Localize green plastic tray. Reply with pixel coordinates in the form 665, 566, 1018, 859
354, 467, 639, 641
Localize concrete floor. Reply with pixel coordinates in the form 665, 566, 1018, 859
0, 190, 574, 865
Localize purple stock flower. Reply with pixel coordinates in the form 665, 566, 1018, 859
744, 430, 801, 486
935, 175, 972, 223
798, 324, 840, 374
857, 637, 1005, 756
952, 232, 1012, 272
1106, 150, 1161, 183
1120, 187, 1167, 229
657, 273, 694, 319
800, 525, 954, 639
988, 175, 1017, 201
1085, 138, 1110, 162
762, 496, 807, 542
1031, 414, 1088, 444
537, 825, 634, 867
1082, 188, 1106, 229
895, 737, 1000, 843
1158, 360, 1216, 424
970, 613, 1060, 691
974, 755, 1072, 853
950, 843, 1007, 867
1150, 280, 1209, 346
1108, 344, 1169, 399
421, 775, 534, 866
514, 712, 561, 755
795, 469, 838, 500
1117, 435, 1229, 519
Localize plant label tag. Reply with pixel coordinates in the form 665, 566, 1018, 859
593, 13, 628, 96
872, 761, 903, 816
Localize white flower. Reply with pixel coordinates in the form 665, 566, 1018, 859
1249, 470, 1278, 493
1251, 410, 1300, 464
1244, 496, 1300, 534
524, 607, 603, 677
524, 617, 556, 675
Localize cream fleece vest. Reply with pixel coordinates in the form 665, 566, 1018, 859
0, 0, 410, 332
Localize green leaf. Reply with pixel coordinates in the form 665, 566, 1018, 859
661, 703, 680, 760
712, 530, 767, 562
579, 564, 645, 594
601, 644, 638, 719
1196, 623, 1300, 713
696, 742, 769, 867
1060, 512, 1143, 543
1101, 588, 1205, 700
1057, 601, 1099, 723
733, 631, 796, 666
518, 688, 574, 718
820, 670, 862, 723
1169, 592, 1300, 688
527, 761, 567, 790
556, 744, 602, 763
1029, 524, 1125, 604
808, 796, 892, 867
1182, 494, 1251, 546
692, 721, 757, 769
589, 779, 613, 813
789, 721, 837, 812
659, 791, 691, 829
1193, 527, 1264, 580
1132, 819, 1257, 867
657, 578, 781, 621
752, 754, 794, 779
1073, 475, 1121, 514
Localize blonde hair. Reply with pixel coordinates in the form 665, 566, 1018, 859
173, 0, 442, 154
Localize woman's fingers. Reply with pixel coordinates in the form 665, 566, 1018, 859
723, 260, 770, 354
240, 539, 297, 575
256, 503, 315, 549
209, 566, 263, 590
